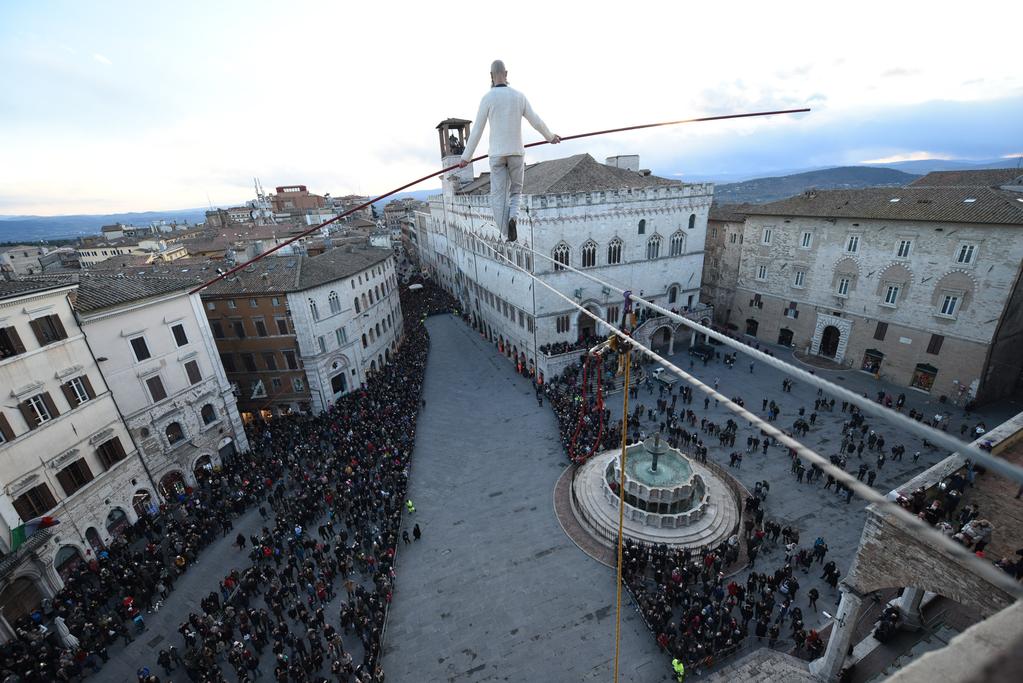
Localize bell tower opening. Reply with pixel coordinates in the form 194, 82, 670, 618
437, 118, 474, 193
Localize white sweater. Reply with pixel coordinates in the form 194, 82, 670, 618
460, 85, 555, 161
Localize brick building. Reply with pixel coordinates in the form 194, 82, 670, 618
721, 169, 1023, 405
270, 185, 326, 213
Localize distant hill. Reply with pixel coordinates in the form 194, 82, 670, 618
369, 188, 439, 208
713, 166, 920, 204
0, 208, 208, 244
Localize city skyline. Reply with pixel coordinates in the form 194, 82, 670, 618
1, 0, 1021, 215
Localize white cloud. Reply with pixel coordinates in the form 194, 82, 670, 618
92, 53, 111, 66
860, 151, 948, 164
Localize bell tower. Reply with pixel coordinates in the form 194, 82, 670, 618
437, 118, 474, 196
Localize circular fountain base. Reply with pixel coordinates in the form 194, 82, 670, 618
571, 449, 739, 550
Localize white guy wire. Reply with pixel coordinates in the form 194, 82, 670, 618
513, 230, 1023, 487
472, 237, 1023, 600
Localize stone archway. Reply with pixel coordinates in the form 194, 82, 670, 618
192, 455, 213, 482
106, 508, 129, 538
577, 305, 600, 340
0, 577, 44, 626
651, 326, 675, 354
85, 527, 104, 553
54, 545, 84, 581
819, 325, 841, 358
778, 328, 794, 347
159, 470, 186, 499
132, 489, 154, 518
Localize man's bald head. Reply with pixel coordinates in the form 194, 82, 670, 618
490, 60, 508, 85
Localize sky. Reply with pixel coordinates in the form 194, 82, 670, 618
0, 0, 1021, 215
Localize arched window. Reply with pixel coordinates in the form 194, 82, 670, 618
165, 422, 184, 445
553, 243, 570, 271
581, 240, 597, 268
354, 297, 360, 314
375, 323, 381, 337
638, 219, 646, 235
607, 238, 623, 265
646, 235, 662, 260
362, 334, 367, 348
688, 213, 696, 230
361, 293, 368, 309
668, 286, 679, 304
328, 291, 341, 314
670, 231, 686, 257
309, 298, 319, 321
201, 404, 216, 425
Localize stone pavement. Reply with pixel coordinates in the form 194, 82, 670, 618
382, 316, 668, 682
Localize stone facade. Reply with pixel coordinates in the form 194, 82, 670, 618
731, 211, 1023, 403
702, 206, 748, 328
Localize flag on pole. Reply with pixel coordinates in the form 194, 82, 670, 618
10, 516, 60, 551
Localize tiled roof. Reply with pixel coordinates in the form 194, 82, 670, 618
744, 186, 1023, 226
0, 279, 73, 301
70, 275, 195, 313
709, 202, 757, 222
458, 153, 682, 196
909, 168, 1023, 188
202, 246, 391, 296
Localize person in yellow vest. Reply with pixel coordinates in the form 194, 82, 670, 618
672, 658, 685, 682
406, 499, 416, 514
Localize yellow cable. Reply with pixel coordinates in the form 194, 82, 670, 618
613, 345, 631, 683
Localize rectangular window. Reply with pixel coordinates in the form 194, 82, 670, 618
317, 336, 326, 353
271, 377, 282, 391
276, 318, 289, 335
220, 353, 236, 372
556, 315, 570, 334
729, 233, 737, 244
13, 483, 57, 520
784, 302, 799, 319
171, 323, 188, 347
0, 412, 15, 443
227, 299, 237, 309
283, 350, 298, 370
0, 326, 27, 359
249, 298, 258, 308
335, 328, 347, 345
146, 375, 167, 402
241, 353, 257, 372
21, 393, 56, 428
272, 297, 280, 306
263, 352, 278, 370
184, 360, 202, 385
56, 458, 94, 496
64, 376, 92, 406
232, 321, 246, 338
518, 310, 525, 328
896, 239, 912, 258
837, 278, 850, 296
206, 301, 216, 311
847, 235, 860, 253
293, 377, 305, 392
761, 228, 772, 245
927, 334, 944, 355
956, 244, 975, 264
883, 284, 900, 306
29, 314, 67, 346
96, 437, 127, 469
254, 319, 268, 337
130, 336, 151, 361
756, 265, 767, 280
793, 271, 805, 287
210, 320, 224, 339
527, 315, 534, 333
874, 322, 888, 341
801, 231, 812, 248
607, 306, 620, 325
939, 294, 959, 317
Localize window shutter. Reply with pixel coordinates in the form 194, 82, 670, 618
81, 375, 96, 399
18, 400, 37, 430
42, 392, 60, 418
61, 382, 79, 407
8, 327, 25, 354
56, 468, 75, 496
0, 412, 15, 441
13, 495, 35, 522
111, 436, 126, 460
49, 314, 67, 340
29, 319, 45, 345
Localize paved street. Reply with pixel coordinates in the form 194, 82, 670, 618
382, 316, 664, 681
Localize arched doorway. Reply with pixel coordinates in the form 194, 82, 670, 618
159, 470, 186, 499
106, 508, 129, 538
668, 285, 679, 305
85, 527, 104, 553
0, 577, 44, 625
819, 325, 841, 358
193, 455, 213, 482
54, 545, 84, 581
778, 328, 794, 346
577, 306, 599, 340
132, 489, 154, 519
651, 326, 674, 354
745, 318, 759, 337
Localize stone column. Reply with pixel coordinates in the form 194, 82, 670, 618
899, 587, 926, 630
810, 588, 865, 681
669, 332, 675, 355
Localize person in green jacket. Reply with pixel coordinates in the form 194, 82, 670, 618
672, 658, 685, 682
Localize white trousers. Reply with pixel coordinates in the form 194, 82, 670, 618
489, 154, 524, 237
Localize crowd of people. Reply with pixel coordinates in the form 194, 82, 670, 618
0, 280, 457, 683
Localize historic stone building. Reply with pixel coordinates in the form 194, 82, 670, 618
72, 275, 249, 499
726, 169, 1023, 404
0, 280, 151, 635
202, 245, 402, 418
702, 203, 753, 327
415, 119, 714, 380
